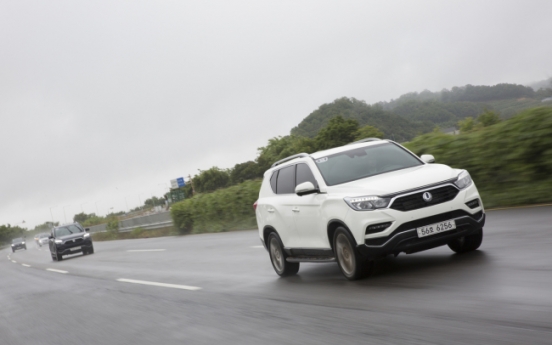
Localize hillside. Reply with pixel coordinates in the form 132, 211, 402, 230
290, 97, 426, 142
291, 83, 552, 139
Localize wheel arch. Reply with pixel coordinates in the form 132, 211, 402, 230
327, 219, 356, 251
263, 226, 278, 250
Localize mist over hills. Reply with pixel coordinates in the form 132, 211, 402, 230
291, 81, 552, 141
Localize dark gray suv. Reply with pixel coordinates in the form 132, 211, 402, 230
49, 223, 94, 261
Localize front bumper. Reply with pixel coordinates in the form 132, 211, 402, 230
357, 210, 485, 259
12, 244, 25, 250
58, 244, 93, 255
55, 238, 93, 255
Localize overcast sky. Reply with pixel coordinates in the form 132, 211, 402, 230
1, 0, 551, 229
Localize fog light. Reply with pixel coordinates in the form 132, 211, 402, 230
466, 199, 480, 209
366, 222, 392, 235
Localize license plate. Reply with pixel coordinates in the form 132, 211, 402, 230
416, 220, 456, 238
71, 246, 82, 251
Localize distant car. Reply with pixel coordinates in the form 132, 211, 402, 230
49, 223, 94, 261
11, 238, 27, 252
37, 233, 50, 247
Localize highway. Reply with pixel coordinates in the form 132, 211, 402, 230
1, 206, 551, 345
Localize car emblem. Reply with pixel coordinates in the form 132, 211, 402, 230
422, 192, 433, 202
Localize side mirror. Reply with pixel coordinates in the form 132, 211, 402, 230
421, 154, 435, 164
48, 235, 53, 240
295, 182, 319, 196
85, 228, 90, 232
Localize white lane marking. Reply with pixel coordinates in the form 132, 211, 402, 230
250, 245, 264, 248
117, 278, 201, 291
47, 268, 68, 274
12, 260, 17, 263
22, 264, 31, 267
126, 249, 166, 252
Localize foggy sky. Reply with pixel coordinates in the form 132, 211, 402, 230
1, 0, 551, 228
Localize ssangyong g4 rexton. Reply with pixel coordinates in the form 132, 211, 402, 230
255, 138, 485, 280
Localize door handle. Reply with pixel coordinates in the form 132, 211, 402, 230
267, 208, 275, 213
292, 207, 300, 213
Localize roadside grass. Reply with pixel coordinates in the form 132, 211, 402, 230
91, 226, 179, 241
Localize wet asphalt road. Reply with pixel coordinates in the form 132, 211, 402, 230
1, 206, 552, 345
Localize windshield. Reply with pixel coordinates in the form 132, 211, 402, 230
314, 143, 423, 186
39, 233, 49, 238
54, 224, 84, 237
12, 238, 23, 243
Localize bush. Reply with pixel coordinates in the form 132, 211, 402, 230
106, 216, 119, 234
171, 180, 261, 234
405, 107, 552, 208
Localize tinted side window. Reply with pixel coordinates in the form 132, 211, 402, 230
270, 170, 278, 193
276, 165, 296, 194
296, 163, 317, 187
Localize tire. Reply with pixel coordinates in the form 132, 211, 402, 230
89, 246, 94, 254
267, 233, 299, 277
333, 227, 373, 281
24, 246, 27, 250
12, 249, 15, 253
448, 228, 483, 254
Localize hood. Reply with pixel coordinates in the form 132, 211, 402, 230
326, 164, 459, 196
59, 232, 86, 242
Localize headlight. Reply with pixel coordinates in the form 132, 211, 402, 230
54, 239, 63, 244
344, 196, 391, 211
22, 241, 25, 244
454, 170, 473, 189
11, 244, 14, 247
83, 233, 90, 238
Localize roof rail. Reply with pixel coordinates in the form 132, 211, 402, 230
271, 153, 310, 168
346, 137, 382, 145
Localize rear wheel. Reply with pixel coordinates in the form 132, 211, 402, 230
334, 227, 373, 280
448, 228, 483, 254
268, 233, 299, 277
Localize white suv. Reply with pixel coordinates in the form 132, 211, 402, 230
255, 138, 485, 280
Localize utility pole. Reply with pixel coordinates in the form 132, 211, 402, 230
188, 174, 195, 196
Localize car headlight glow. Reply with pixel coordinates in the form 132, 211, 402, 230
22, 242, 25, 244
54, 239, 63, 244
83, 233, 90, 238
454, 170, 473, 189
344, 196, 391, 211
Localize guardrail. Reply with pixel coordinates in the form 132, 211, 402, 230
88, 211, 174, 233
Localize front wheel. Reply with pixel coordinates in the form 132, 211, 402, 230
448, 228, 483, 254
334, 227, 373, 280
268, 233, 299, 277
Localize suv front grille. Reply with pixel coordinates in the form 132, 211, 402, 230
389, 185, 459, 211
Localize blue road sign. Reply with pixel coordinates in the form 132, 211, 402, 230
176, 177, 185, 188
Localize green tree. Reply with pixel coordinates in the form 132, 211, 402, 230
33, 221, 58, 232
354, 125, 384, 141
477, 110, 501, 127
192, 167, 231, 193
458, 117, 475, 133
230, 161, 260, 185
73, 212, 93, 223
314, 115, 359, 150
